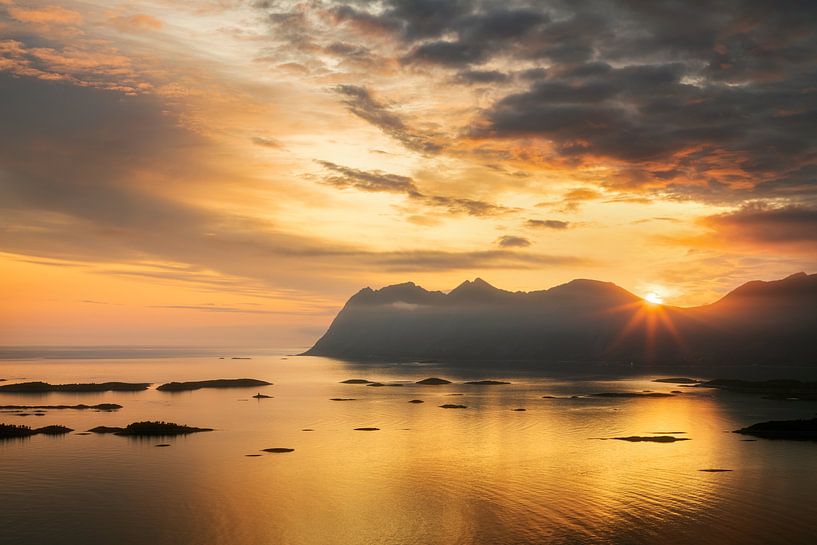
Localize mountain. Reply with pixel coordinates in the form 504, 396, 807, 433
303, 273, 817, 367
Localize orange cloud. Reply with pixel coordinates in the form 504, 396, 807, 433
7, 5, 82, 25
109, 14, 163, 32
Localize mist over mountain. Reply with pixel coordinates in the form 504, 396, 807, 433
304, 273, 817, 367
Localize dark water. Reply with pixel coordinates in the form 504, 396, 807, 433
1, 349, 816, 545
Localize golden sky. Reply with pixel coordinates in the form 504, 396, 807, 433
1, 0, 815, 346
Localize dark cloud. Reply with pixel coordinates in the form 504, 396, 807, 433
317, 161, 511, 217
318, 161, 420, 194
703, 204, 817, 245
335, 85, 442, 154
526, 219, 570, 230
386, 0, 474, 41
254, 1, 817, 208
496, 235, 531, 248
453, 69, 510, 85
405, 40, 487, 67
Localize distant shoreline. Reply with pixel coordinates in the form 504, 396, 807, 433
0, 346, 304, 360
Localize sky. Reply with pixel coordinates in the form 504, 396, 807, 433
1, 0, 816, 347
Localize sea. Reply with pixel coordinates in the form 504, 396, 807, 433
1, 347, 816, 545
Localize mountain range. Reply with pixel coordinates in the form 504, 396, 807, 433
303, 273, 817, 368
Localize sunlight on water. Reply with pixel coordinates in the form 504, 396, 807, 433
1, 351, 816, 545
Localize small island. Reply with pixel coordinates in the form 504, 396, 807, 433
733, 417, 817, 440
157, 378, 272, 392
366, 382, 404, 387
354, 427, 380, 431
408, 399, 424, 403
592, 392, 675, 398
613, 436, 690, 443
262, 447, 294, 453
87, 421, 213, 436
252, 393, 273, 399
340, 379, 373, 384
0, 423, 73, 438
653, 378, 700, 384
463, 380, 511, 385
0, 381, 149, 393
416, 377, 452, 385
439, 404, 467, 409
330, 398, 356, 401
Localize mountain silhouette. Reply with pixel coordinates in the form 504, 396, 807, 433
304, 273, 817, 366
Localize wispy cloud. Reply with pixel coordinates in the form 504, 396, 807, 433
317, 161, 513, 217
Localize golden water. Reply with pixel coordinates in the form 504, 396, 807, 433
1, 350, 816, 545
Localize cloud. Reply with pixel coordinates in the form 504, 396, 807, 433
453, 69, 510, 85
0, 36, 145, 94
148, 304, 293, 315
702, 204, 817, 245
108, 14, 163, 32
0, 73, 589, 298
372, 249, 587, 272
496, 235, 531, 248
537, 187, 604, 213
335, 85, 442, 154
317, 161, 511, 217
7, 5, 82, 25
251, 136, 285, 149
526, 219, 570, 230
405, 40, 487, 67
251, 0, 817, 208
318, 161, 419, 194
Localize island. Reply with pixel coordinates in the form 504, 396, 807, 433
262, 447, 294, 453
733, 417, 817, 440
416, 377, 452, 385
0, 403, 122, 411
653, 378, 700, 384
340, 379, 373, 384
463, 380, 511, 385
0, 381, 149, 393
87, 421, 213, 436
156, 378, 272, 392
701, 379, 817, 400
439, 404, 467, 409
0, 423, 73, 438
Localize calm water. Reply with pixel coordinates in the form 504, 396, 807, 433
1, 349, 816, 545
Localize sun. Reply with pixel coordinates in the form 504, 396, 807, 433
644, 292, 664, 305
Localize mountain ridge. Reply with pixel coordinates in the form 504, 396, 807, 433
305, 273, 817, 366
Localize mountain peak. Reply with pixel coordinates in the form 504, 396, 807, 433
448, 277, 504, 297
719, 271, 817, 301
451, 277, 495, 291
